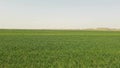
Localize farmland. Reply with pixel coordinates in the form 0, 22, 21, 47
0, 29, 120, 68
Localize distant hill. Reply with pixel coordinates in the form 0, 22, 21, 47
84, 28, 120, 31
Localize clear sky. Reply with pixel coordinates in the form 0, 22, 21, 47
0, 0, 120, 29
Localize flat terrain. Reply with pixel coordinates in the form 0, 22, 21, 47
0, 30, 120, 68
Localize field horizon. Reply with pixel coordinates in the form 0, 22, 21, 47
0, 27, 120, 31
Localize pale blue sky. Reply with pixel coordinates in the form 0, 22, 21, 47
0, 0, 120, 29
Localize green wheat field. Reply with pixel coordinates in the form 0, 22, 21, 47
0, 29, 120, 68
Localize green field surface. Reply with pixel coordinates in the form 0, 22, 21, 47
0, 29, 120, 68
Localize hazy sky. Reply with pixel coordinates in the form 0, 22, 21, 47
0, 0, 120, 29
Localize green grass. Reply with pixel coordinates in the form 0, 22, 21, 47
0, 29, 120, 68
